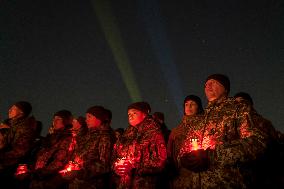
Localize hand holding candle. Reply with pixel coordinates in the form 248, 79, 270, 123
180, 148, 212, 172
114, 157, 134, 176
14, 164, 30, 180
59, 161, 81, 175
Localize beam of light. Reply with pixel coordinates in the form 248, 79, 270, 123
137, 0, 184, 116
91, 0, 142, 102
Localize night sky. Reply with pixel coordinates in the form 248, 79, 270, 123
1, 0, 283, 135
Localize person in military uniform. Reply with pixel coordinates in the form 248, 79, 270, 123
234, 92, 279, 141
62, 106, 115, 189
29, 110, 74, 189
112, 102, 167, 189
70, 116, 88, 138
178, 74, 269, 188
0, 118, 11, 150
167, 95, 204, 188
0, 101, 38, 188
234, 91, 284, 188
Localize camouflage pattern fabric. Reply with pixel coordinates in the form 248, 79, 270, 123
176, 97, 269, 189
34, 130, 73, 172
0, 116, 37, 167
167, 115, 203, 188
112, 116, 167, 189
68, 124, 115, 189
30, 129, 73, 189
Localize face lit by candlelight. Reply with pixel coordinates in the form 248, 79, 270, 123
128, 109, 147, 126
8, 105, 23, 119
205, 79, 227, 102
52, 116, 65, 130
72, 118, 82, 131
86, 113, 102, 128
184, 100, 199, 116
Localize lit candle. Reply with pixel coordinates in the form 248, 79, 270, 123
15, 164, 28, 175
191, 138, 199, 151
59, 160, 81, 175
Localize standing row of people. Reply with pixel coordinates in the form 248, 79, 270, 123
0, 100, 168, 189
0, 73, 283, 188
168, 74, 283, 188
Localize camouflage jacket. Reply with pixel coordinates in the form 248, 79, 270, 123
167, 115, 203, 188
249, 108, 278, 142
68, 124, 114, 189
0, 116, 37, 167
34, 129, 73, 173
112, 116, 167, 189
167, 115, 203, 169
177, 97, 268, 189
0, 124, 10, 150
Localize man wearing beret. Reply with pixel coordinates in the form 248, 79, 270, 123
112, 101, 167, 189
178, 74, 269, 188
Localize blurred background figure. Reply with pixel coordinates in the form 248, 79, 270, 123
234, 91, 284, 188
114, 127, 124, 143
0, 119, 11, 150
153, 111, 170, 145
71, 116, 88, 137
234, 91, 253, 106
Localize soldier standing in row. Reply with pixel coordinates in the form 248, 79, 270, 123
167, 95, 204, 188
62, 106, 115, 189
178, 74, 269, 188
0, 101, 38, 188
30, 110, 74, 189
112, 102, 167, 189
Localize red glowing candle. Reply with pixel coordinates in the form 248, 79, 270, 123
15, 164, 28, 175
191, 138, 200, 151
114, 157, 134, 176
59, 161, 81, 175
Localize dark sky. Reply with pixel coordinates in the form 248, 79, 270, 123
1, 0, 284, 135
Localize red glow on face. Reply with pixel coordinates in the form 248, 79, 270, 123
128, 109, 146, 126
205, 79, 226, 102
184, 101, 199, 116
15, 164, 28, 175
86, 113, 102, 128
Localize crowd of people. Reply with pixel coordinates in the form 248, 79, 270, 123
0, 73, 283, 189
